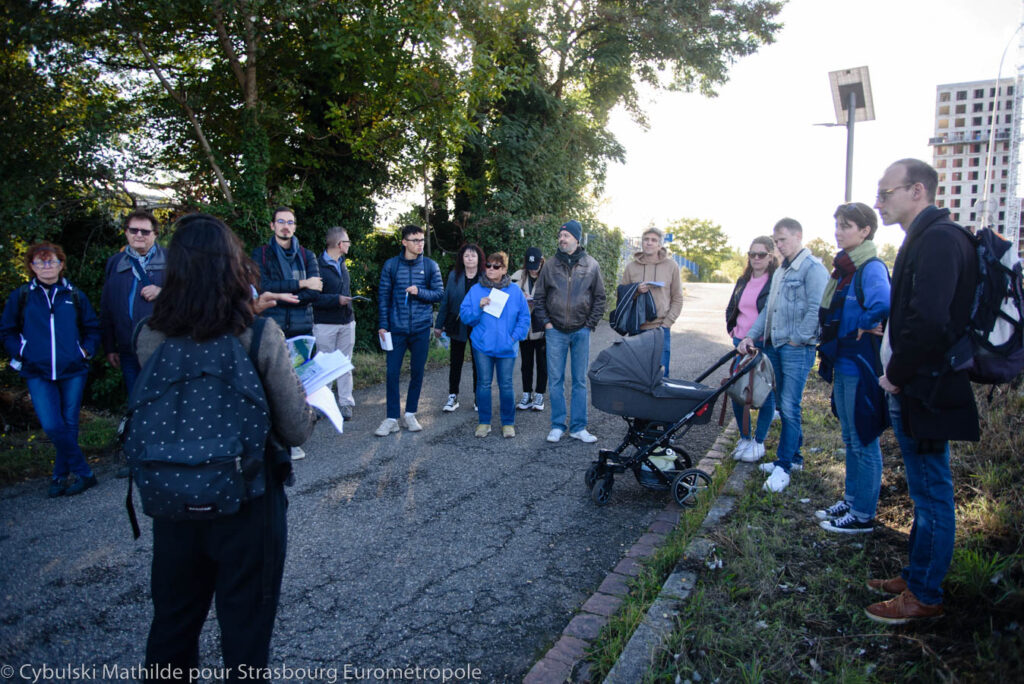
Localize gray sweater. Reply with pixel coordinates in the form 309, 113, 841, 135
136, 319, 315, 448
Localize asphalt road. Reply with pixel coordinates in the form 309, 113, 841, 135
0, 283, 735, 683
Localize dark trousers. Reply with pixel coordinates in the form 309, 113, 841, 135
385, 329, 431, 418
520, 337, 547, 394
145, 485, 286, 682
448, 338, 478, 396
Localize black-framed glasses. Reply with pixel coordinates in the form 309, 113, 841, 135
32, 259, 61, 268
404, 238, 425, 244
275, 219, 296, 226
485, 262, 503, 269
876, 184, 913, 203
127, 227, 154, 236
748, 251, 769, 259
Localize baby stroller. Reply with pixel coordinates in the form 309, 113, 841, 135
586, 330, 764, 507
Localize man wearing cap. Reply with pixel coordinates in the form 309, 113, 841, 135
511, 247, 548, 411
619, 226, 684, 376
533, 220, 606, 443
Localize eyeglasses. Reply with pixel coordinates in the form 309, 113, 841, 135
404, 238, 425, 244
127, 227, 154, 236
275, 219, 296, 226
748, 252, 769, 259
876, 184, 913, 203
32, 259, 61, 268
485, 263, 503, 269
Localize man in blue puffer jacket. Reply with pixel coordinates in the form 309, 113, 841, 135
375, 225, 444, 436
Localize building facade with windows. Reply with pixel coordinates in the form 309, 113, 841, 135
929, 78, 1022, 252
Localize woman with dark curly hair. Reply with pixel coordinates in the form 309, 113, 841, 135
0, 242, 101, 498
134, 213, 314, 678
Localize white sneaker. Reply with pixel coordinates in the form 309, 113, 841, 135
763, 467, 790, 493
531, 393, 545, 411
443, 394, 459, 412
546, 428, 564, 443
758, 462, 776, 475
569, 429, 598, 443
290, 446, 306, 461
403, 412, 422, 432
741, 442, 766, 463
732, 438, 753, 460
374, 418, 399, 436
517, 392, 533, 410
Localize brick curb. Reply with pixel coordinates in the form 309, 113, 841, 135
523, 422, 744, 684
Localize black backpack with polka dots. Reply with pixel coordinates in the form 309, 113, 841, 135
125, 319, 271, 535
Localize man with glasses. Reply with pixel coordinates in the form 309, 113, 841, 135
375, 225, 444, 436
738, 218, 828, 493
313, 226, 356, 420
100, 209, 167, 396
534, 219, 606, 444
862, 158, 979, 625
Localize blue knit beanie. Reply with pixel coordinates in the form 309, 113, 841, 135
560, 220, 582, 243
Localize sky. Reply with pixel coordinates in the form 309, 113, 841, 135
595, 0, 1023, 249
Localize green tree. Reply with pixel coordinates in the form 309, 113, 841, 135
665, 217, 732, 282
878, 242, 898, 270
805, 237, 835, 265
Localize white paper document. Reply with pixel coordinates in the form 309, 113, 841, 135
483, 287, 509, 318
296, 350, 354, 395
307, 385, 344, 433
643, 281, 665, 287
379, 331, 393, 351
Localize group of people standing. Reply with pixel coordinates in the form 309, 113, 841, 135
376, 219, 608, 443
729, 157, 982, 626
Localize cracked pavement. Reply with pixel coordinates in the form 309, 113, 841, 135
0, 284, 733, 682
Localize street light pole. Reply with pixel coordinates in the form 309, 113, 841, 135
845, 90, 856, 202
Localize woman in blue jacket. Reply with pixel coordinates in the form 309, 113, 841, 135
0, 242, 101, 497
459, 251, 531, 438
815, 202, 891, 534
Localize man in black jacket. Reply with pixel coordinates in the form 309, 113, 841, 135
252, 207, 323, 338
865, 158, 979, 624
313, 226, 355, 420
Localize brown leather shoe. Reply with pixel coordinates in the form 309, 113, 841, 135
865, 589, 943, 624
866, 576, 908, 596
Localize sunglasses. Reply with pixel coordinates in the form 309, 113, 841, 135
485, 262, 503, 269
748, 251, 769, 259
127, 227, 154, 236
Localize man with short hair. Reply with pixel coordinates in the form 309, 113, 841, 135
533, 219, 606, 443
375, 225, 444, 436
100, 209, 167, 394
253, 206, 322, 460
863, 158, 979, 624
252, 207, 323, 338
619, 226, 684, 375
738, 218, 828, 493
313, 227, 356, 420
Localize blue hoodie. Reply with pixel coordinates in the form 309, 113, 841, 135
459, 281, 531, 358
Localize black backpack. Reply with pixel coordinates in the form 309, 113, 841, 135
125, 319, 271, 537
949, 226, 1024, 385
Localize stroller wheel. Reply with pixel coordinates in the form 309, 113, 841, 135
584, 463, 601, 491
671, 469, 712, 508
591, 476, 613, 506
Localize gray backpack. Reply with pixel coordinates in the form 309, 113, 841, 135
126, 319, 270, 537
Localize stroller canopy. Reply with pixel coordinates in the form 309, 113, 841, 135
588, 329, 663, 393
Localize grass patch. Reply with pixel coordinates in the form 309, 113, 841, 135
585, 458, 736, 680
643, 373, 1024, 683
0, 410, 118, 485
351, 343, 450, 390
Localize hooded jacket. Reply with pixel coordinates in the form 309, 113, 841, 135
1, 278, 101, 380
459, 276, 531, 358
619, 248, 684, 330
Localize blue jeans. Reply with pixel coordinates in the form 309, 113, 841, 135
473, 351, 516, 426
888, 394, 954, 605
764, 344, 815, 472
545, 327, 590, 433
26, 373, 92, 481
834, 372, 882, 520
731, 337, 776, 442
661, 327, 672, 377
121, 352, 142, 394
385, 329, 430, 419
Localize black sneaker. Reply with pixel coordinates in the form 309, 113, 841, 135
47, 478, 68, 498
65, 474, 98, 496
814, 500, 851, 521
820, 513, 873, 534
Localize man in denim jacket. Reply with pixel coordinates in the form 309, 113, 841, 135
738, 218, 828, 493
